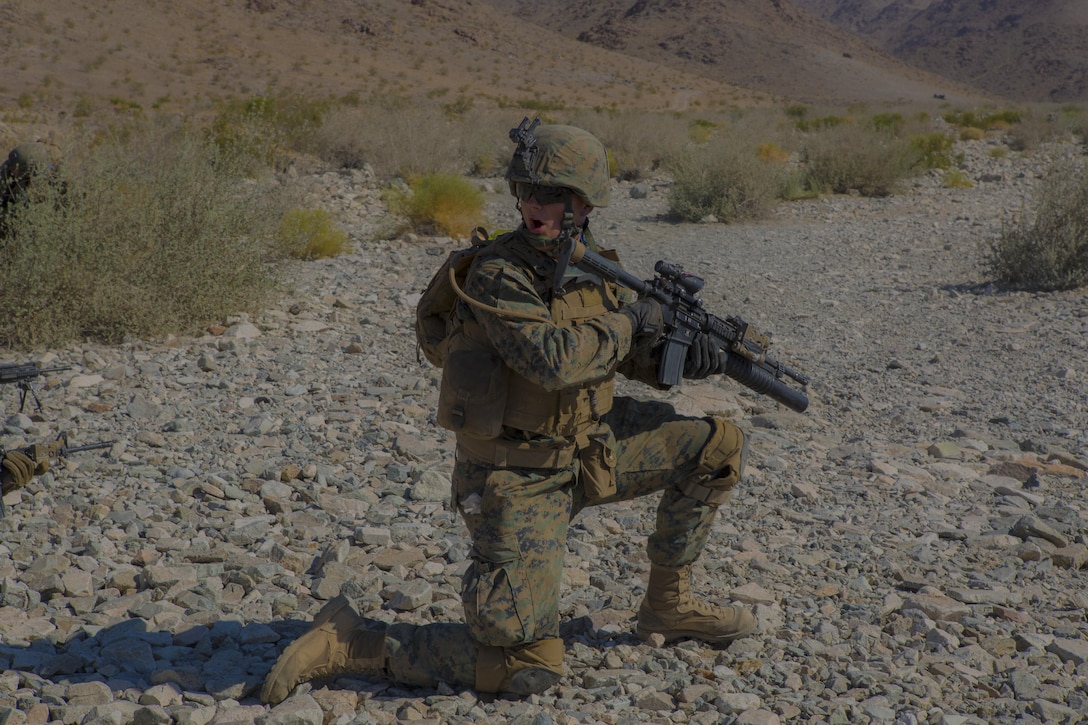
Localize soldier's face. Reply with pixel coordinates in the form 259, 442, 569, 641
520, 192, 591, 239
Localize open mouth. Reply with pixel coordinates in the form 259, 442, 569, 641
526, 216, 547, 234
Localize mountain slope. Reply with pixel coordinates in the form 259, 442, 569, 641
794, 0, 1088, 102
0, 0, 999, 125
0, 0, 755, 120
482, 0, 989, 105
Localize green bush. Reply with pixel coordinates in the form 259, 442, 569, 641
985, 163, 1088, 291
688, 118, 719, 143
785, 104, 808, 120
276, 208, 348, 259
801, 124, 919, 197
942, 170, 974, 188
794, 114, 847, 133
776, 170, 819, 201
212, 94, 330, 170
909, 132, 955, 170
665, 139, 780, 223
0, 120, 291, 349
942, 108, 1023, 136
870, 112, 905, 135
384, 173, 485, 239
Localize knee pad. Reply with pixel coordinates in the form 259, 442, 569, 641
475, 638, 565, 695
678, 417, 746, 507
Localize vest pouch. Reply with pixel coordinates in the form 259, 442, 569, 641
438, 348, 509, 439
577, 428, 617, 501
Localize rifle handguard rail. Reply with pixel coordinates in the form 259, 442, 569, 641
568, 240, 810, 412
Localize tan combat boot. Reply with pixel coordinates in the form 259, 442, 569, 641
636, 564, 757, 645
261, 595, 387, 706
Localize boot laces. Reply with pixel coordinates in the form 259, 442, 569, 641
675, 569, 740, 620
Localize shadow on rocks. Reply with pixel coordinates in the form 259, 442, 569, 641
0, 616, 279, 704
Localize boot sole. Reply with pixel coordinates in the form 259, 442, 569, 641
636, 625, 756, 645
506, 667, 563, 696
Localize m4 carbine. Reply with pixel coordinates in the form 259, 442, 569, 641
561, 239, 810, 413
0, 361, 71, 412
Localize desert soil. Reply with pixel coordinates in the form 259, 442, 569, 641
0, 136, 1086, 725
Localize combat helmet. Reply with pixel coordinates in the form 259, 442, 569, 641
0, 142, 57, 187
507, 118, 611, 207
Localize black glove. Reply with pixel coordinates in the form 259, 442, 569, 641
683, 333, 727, 379
619, 297, 664, 349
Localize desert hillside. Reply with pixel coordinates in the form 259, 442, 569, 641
482, 0, 990, 106
794, 0, 1088, 103
0, 0, 1007, 130
0, 0, 752, 124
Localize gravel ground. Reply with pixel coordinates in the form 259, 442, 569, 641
0, 137, 1086, 725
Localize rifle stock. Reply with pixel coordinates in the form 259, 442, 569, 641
567, 240, 810, 413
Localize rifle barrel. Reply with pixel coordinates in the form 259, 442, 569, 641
0, 363, 72, 381
62, 441, 114, 454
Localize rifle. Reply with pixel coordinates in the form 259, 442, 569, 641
1, 432, 114, 516
0, 361, 71, 413
562, 239, 810, 413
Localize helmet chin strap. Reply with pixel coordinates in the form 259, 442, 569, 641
551, 198, 579, 295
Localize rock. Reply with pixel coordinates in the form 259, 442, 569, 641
1046, 638, 1088, 665
902, 593, 972, 623
408, 468, 449, 502
1051, 544, 1088, 569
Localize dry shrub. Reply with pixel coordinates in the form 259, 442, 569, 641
0, 120, 290, 349
801, 123, 919, 197
664, 132, 780, 223
384, 173, 485, 239
986, 162, 1088, 291
958, 126, 987, 142
1002, 110, 1072, 152
311, 102, 509, 179
758, 143, 790, 164
212, 94, 330, 171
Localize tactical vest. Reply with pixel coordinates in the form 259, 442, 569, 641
437, 233, 623, 470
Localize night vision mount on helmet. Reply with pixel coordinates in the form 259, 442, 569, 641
506, 117, 611, 208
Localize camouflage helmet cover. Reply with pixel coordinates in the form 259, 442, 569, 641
506, 119, 611, 207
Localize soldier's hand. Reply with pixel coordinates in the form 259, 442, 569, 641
620, 297, 664, 349
684, 333, 727, 379
1, 450, 45, 495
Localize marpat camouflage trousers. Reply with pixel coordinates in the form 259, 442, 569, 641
382, 395, 746, 687
456, 394, 745, 646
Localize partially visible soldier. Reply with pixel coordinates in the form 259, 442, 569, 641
0, 142, 60, 237
261, 121, 758, 706
1, 449, 48, 497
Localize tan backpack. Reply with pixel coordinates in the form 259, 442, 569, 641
415, 227, 492, 368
